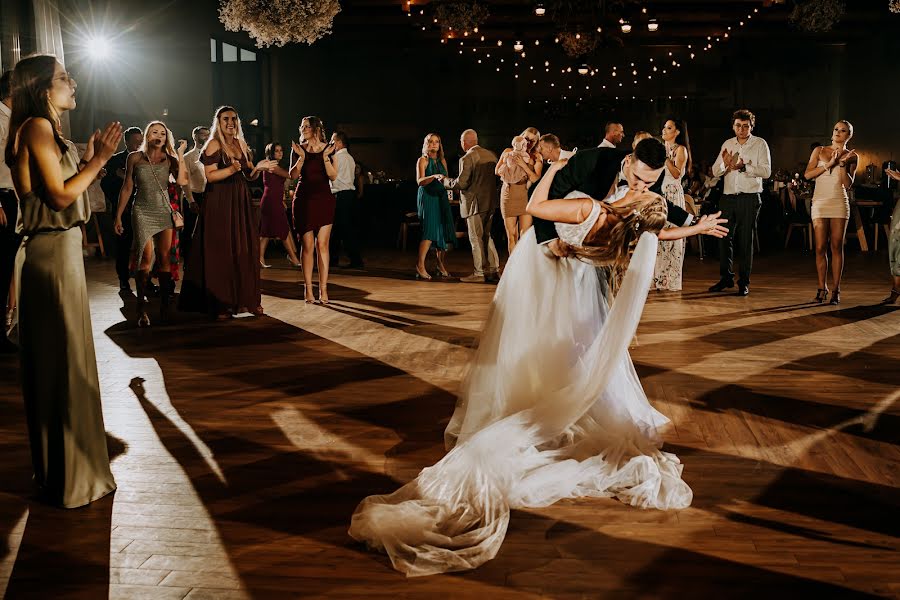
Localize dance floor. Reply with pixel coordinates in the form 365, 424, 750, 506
1, 247, 899, 599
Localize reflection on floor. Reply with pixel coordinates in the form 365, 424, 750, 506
1, 248, 898, 599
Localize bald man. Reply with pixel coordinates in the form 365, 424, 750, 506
443, 129, 500, 283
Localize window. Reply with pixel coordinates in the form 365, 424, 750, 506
210, 38, 216, 62
240, 48, 256, 62
222, 42, 237, 62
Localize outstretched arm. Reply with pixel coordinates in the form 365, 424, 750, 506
657, 211, 729, 240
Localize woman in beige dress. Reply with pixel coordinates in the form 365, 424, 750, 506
5, 54, 121, 507
496, 126, 542, 255
804, 120, 858, 305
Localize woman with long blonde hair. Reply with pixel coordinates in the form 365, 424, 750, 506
496, 126, 543, 255
414, 132, 454, 279
114, 120, 188, 326
179, 105, 275, 319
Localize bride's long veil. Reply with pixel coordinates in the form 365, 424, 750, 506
349, 232, 692, 577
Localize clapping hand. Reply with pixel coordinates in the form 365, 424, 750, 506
838, 150, 857, 168
323, 143, 337, 158
885, 168, 900, 182
291, 141, 305, 160
90, 122, 123, 164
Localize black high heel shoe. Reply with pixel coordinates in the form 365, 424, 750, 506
883, 288, 900, 304
814, 288, 828, 303
829, 289, 841, 305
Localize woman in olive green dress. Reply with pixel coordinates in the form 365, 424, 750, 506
4, 55, 122, 508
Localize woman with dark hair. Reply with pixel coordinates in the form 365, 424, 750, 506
5, 54, 122, 507
290, 116, 337, 304
804, 120, 858, 305
114, 120, 188, 326
179, 105, 275, 319
259, 142, 300, 268
415, 132, 454, 279
653, 118, 692, 291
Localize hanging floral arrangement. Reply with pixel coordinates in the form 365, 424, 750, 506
889, 0, 900, 13
433, 1, 490, 33
558, 31, 597, 58
789, 0, 845, 32
218, 0, 341, 47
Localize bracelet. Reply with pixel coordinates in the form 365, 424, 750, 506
79, 158, 88, 166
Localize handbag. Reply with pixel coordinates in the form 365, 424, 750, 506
145, 152, 184, 230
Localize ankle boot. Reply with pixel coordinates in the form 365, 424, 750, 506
158, 272, 172, 324
136, 271, 151, 327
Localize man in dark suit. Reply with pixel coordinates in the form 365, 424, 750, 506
101, 126, 143, 292
534, 138, 726, 257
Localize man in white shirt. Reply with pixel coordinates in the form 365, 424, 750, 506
0, 70, 18, 351
328, 131, 363, 269
181, 126, 209, 260
709, 109, 772, 296
598, 121, 624, 148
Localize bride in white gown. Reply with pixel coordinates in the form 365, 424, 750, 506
349, 159, 694, 577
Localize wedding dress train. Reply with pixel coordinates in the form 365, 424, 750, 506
350, 204, 692, 577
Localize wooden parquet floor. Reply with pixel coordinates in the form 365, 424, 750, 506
1, 247, 899, 599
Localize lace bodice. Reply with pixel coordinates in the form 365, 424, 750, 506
555, 199, 603, 247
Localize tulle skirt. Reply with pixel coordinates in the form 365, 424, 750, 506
350, 228, 692, 576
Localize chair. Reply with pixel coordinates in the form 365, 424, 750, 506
80, 214, 106, 257
397, 212, 420, 251
783, 188, 813, 250
683, 194, 703, 258
872, 190, 895, 252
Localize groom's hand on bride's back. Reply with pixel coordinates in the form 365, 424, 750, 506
546, 239, 573, 258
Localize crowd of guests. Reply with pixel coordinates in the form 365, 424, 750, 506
0, 53, 898, 511
418, 113, 897, 307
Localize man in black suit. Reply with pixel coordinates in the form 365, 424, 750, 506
534, 137, 726, 257
101, 126, 143, 293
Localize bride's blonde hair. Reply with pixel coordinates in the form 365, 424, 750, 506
572, 192, 668, 292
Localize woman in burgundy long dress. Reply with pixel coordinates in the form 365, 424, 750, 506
290, 116, 337, 304
179, 105, 275, 319
259, 142, 300, 268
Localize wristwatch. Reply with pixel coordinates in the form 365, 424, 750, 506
739, 164, 747, 173
690, 215, 701, 227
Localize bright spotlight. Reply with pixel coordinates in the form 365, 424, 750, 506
86, 36, 112, 61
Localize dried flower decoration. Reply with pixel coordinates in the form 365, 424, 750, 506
890, 0, 900, 13
558, 31, 597, 58
432, 1, 490, 33
219, 0, 341, 47
789, 0, 845, 32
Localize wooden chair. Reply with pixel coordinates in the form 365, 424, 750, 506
80, 214, 106, 257
397, 212, 420, 251
683, 194, 703, 258
783, 188, 813, 250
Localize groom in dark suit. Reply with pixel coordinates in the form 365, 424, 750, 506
533, 138, 699, 251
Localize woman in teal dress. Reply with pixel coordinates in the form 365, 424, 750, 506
5, 55, 121, 507
884, 167, 900, 303
415, 133, 455, 279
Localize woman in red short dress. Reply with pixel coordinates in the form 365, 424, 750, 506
290, 116, 337, 304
